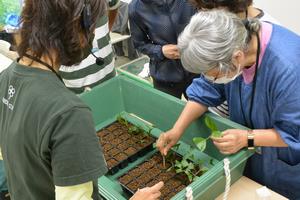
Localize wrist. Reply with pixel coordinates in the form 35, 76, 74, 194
171, 126, 184, 138
247, 129, 255, 150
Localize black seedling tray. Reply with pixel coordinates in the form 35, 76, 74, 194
118, 151, 190, 200
97, 121, 156, 175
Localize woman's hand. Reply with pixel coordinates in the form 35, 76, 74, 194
162, 44, 180, 60
156, 129, 182, 156
130, 181, 164, 200
211, 129, 248, 155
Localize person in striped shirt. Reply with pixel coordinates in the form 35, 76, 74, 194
59, 0, 120, 94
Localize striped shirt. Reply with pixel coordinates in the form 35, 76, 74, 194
59, 0, 120, 94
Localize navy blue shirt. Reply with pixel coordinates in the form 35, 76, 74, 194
129, 0, 197, 83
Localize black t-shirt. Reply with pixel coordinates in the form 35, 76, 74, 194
0, 62, 107, 200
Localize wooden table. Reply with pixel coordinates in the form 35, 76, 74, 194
216, 176, 288, 200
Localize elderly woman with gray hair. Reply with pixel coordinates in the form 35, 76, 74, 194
157, 10, 300, 199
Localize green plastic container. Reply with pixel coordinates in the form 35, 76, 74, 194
116, 56, 152, 87
80, 75, 253, 200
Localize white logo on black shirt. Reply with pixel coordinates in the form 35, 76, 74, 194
2, 85, 15, 110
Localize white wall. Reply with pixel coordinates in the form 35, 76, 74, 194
254, 0, 300, 34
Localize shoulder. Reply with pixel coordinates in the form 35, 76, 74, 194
37, 82, 91, 120
128, 0, 140, 14
265, 24, 300, 70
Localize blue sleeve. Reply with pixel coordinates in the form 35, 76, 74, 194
187, 76, 226, 107
128, 4, 165, 61
271, 65, 300, 165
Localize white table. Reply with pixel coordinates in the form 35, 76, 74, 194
216, 176, 288, 200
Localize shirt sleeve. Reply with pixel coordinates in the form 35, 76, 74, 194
55, 181, 93, 200
128, 4, 165, 61
41, 106, 108, 186
186, 76, 226, 107
271, 65, 300, 165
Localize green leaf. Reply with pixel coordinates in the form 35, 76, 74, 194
187, 173, 193, 182
175, 160, 181, 166
182, 160, 189, 168
201, 167, 209, 173
187, 162, 195, 170
193, 137, 207, 152
211, 130, 222, 138
176, 169, 183, 173
205, 116, 218, 132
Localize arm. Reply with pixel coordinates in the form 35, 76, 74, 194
173, 101, 208, 136
157, 77, 225, 155
128, 6, 164, 61
212, 128, 287, 155
157, 101, 207, 156
214, 65, 299, 156
42, 107, 107, 188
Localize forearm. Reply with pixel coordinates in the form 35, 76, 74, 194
252, 128, 288, 147
173, 101, 208, 136
135, 42, 164, 60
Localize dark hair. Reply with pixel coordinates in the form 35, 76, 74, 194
190, 0, 253, 13
17, 0, 106, 66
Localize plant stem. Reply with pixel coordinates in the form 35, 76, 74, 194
163, 155, 166, 169
192, 168, 203, 177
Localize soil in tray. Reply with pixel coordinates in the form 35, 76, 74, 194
97, 121, 156, 172
119, 152, 203, 200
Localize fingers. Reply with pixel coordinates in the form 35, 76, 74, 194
148, 182, 163, 200
135, 182, 163, 200
163, 142, 174, 156
150, 191, 162, 200
156, 134, 166, 155
157, 133, 175, 156
213, 141, 233, 152
149, 181, 164, 193
220, 150, 231, 155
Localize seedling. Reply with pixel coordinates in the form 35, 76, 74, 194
116, 114, 153, 136
167, 147, 207, 182
117, 114, 129, 127
138, 139, 146, 144
128, 125, 144, 135
193, 116, 222, 152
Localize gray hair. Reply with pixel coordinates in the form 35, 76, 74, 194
178, 9, 260, 74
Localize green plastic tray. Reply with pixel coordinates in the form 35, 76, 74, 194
116, 56, 152, 87
80, 75, 253, 200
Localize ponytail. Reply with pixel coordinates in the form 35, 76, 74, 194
242, 18, 261, 43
